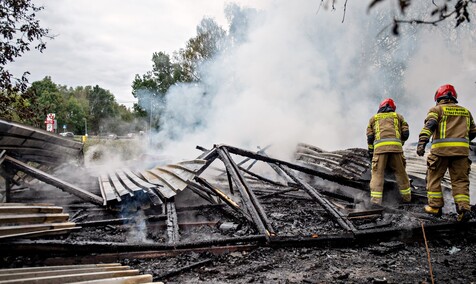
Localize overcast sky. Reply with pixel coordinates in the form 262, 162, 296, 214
8, 0, 270, 108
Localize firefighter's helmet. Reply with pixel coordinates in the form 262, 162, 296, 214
379, 98, 396, 111
434, 84, 457, 102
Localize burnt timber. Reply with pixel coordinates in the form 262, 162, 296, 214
2, 120, 476, 280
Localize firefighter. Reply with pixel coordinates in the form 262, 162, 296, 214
367, 98, 411, 206
417, 84, 476, 221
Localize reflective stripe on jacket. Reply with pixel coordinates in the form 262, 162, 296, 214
367, 112, 409, 154
419, 103, 476, 156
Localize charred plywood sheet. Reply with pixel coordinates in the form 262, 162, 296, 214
0, 119, 83, 165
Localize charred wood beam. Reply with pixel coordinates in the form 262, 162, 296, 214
238, 165, 287, 187
0, 150, 5, 165
217, 148, 274, 240
221, 144, 368, 190
278, 164, 357, 233
3, 156, 103, 205
1, 235, 267, 255
194, 177, 254, 224
194, 147, 219, 175
226, 169, 234, 195
186, 182, 218, 204
256, 187, 299, 199
166, 199, 179, 244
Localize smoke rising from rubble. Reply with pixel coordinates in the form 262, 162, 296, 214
143, 1, 475, 164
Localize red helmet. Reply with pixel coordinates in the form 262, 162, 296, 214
379, 98, 396, 111
434, 84, 457, 102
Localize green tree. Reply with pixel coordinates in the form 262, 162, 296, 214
0, 0, 51, 121
88, 85, 118, 134
132, 18, 226, 131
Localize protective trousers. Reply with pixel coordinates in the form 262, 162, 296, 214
370, 152, 411, 205
426, 153, 471, 212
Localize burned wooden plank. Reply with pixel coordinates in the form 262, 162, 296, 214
0, 269, 141, 284
238, 164, 287, 186
0, 213, 70, 225
166, 199, 179, 244
0, 119, 84, 166
4, 156, 103, 205
186, 182, 218, 205
217, 148, 274, 239
0, 266, 133, 281
0, 263, 122, 275
108, 171, 133, 198
0, 222, 76, 236
121, 168, 166, 204
0, 150, 5, 165
114, 169, 161, 206
99, 174, 120, 205
115, 170, 145, 195
149, 168, 188, 191
141, 170, 176, 199
0, 227, 80, 240
0, 205, 64, 214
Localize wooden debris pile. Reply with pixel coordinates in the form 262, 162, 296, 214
0, 203, 79, 240
0, 263, 161, 283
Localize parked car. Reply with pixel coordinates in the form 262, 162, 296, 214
107, 133, 118, 140
59, 132, 74, 138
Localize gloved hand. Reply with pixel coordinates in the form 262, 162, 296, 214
416, 143, 425, 157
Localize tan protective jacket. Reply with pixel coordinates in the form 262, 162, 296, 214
367, 112, 409, 154
419, 102, 476, 156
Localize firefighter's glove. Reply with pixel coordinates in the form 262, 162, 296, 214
416, 143, 426, 157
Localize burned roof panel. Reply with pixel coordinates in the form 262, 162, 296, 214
0, 119, 83, 165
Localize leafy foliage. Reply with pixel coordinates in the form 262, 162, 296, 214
0, 0, 51, 92
367, 0, 475, 35
132, 17, 226, 131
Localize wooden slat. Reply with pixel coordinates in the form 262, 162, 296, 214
0, 222, 76, 236
108, 172, 133, 198
0, 269, 140, 284
99, 174, 121, 203
0, 227, 80, 240
148, 169, 186, 191
0, 264, 122, 275
0, 266, 131, 281
115, 170, 144, 194
122, 169, 157, 190
0, 206, 63, 214
115, 170, 162, 205
67, 274, 153, 284
0, 203, 54, 207
140, 171, 176, 199
0, 213, 69, 225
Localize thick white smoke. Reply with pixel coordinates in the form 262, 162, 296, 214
150, 1, 475, 162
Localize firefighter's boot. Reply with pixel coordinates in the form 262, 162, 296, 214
457, 210, 471, 222
401, 194, 411, 203
424, 205, 442, 217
